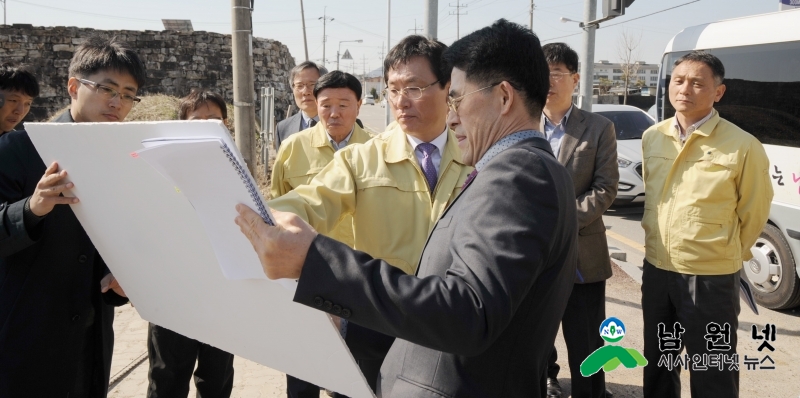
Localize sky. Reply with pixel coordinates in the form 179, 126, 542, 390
5, 0, 784, 74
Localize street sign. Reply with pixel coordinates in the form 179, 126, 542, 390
341, 49, 353, 60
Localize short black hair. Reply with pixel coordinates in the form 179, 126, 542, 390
674, 50, 725, 85
542, 43, 579, 74
0, 64, 39, 98
289, 61, 328, 85
313, 71, 362, 100
383, 35, 448, 88
68, 36, 146, 89
179, 89, 228, 120
443, 19, 549, 118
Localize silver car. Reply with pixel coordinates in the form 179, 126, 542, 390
592, 104, 655, 206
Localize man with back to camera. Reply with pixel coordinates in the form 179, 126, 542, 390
275, 61, 327, 150
540, 43, 618, 398
271, 71, 374, 398
146, 90, 237, 398
237, 19, 577, 398
640, 50, 772, 398
268, 35, 473, 396
0, 36, 144, 397
0, 64, 39, 135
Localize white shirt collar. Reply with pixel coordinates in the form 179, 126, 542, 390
406, 127, 448, 154
301, 111, 318, 125
672, 109, 715, 141
326, 126, 355, 151
543, 104, 574, 127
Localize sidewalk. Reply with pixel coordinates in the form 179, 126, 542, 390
107, 261, 800, 397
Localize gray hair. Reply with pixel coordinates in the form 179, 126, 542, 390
288, 61, 328, 85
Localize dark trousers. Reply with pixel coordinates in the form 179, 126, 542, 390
548, 281, 607, 398
287, 358, 383, 398
641, 260, 740, 398
288, 323, 392, 398
147, 323, 235, 398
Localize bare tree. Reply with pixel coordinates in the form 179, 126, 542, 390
617, 30, 642, 105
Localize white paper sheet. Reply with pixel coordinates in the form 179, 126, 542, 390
25, 120, 374, 398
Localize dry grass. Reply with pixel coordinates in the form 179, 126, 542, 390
125, 94, 181, 122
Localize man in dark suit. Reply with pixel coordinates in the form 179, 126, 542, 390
275, 61, 327, 150
0, 36, 143, 397
541, 43, 618, 398
237, 19, 577, 397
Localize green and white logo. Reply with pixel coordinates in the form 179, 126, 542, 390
580, 317, 648, 377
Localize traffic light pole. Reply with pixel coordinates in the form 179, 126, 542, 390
577, 0, 597, 112
577, 0, 633, 112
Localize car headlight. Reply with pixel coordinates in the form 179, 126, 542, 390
618, 157, 632, 168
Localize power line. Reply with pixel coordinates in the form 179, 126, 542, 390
448, 0, 468, 39
408, 18, 423, 34
11, 0, 160, 23
541, 0, 701, 42
600, 0, 701, 29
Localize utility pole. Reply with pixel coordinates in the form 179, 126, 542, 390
424, 0, 438, 40
299, 0, 309, 60
529, 0, 535, 31
385, 0, 391, 126
449, 0, 468, 40
409, 19, 423, 34
319, 7, 334, 69
231, 0, 257, 174
362, 54, 367, 97
2, 0, 6, 25
578, 0, 597, 112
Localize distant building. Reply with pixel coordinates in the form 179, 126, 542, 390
583, 60, 660, 89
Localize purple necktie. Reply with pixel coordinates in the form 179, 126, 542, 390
417, 143, 438, 192
462, 169, 478, 189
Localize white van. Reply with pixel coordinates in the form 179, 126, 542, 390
656, 9, 800, 309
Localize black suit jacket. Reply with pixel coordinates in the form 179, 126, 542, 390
294, 137, 578, 397
0, 111, 127, 397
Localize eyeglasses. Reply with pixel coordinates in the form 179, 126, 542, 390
446, 82, 501, 114
78, 78, 141, 106
292, 82, 316, 91
549, 72, 575, 82
383, 80, 439, 102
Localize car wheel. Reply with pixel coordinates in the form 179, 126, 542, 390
744, 223, 800, 310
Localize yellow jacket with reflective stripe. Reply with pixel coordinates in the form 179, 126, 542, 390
269, 122, 373, 247
268, 124, 473, 275
641, 112, 773, 275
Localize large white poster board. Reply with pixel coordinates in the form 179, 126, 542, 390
26, 120, 374, 398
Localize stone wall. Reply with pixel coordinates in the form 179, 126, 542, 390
0, 24, 295, 123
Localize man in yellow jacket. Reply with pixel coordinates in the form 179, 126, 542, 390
270, 70, 373, 251
267, 35, 472, 393
640, 51, 773, 398
268, 35, 471, 276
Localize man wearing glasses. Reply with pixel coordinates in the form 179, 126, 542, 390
0, 36, 144, 397
275, 61, 327, 150
267, 35, 473, 394
540, 43, 618, 398
239, 20, 576, 397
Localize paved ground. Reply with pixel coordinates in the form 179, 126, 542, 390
358, 102, 393, 135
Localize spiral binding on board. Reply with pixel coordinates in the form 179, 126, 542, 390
219, 142, 273, 225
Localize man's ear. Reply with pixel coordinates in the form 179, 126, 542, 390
714, 83, 726, 103
498, 81, 515, 115
67, 77, 80, 101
